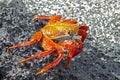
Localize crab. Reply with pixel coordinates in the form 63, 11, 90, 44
8, 15, 89, 77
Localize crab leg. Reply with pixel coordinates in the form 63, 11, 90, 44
17, 49, 55, 64
66, 40, 83, 68
61, 19, 77, 24
32, 15, 61, 24
34, 52, 64, 77
73, 40, 84, 57
8, 31, 42, 51
66, 44, 77, 68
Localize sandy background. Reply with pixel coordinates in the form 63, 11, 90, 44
0, 0, 120, 80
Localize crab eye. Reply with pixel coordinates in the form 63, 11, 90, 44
68, 31, 71, 34
68, 31, 74, 36
34, 19, 48, 28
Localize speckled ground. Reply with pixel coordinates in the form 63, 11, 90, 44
0, 0, 120, 80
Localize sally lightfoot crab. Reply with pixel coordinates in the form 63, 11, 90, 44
8, 15, 89, 77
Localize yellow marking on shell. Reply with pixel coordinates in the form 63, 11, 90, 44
41, 22, 80, 39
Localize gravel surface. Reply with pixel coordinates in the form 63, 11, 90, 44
0, 0, 120, 80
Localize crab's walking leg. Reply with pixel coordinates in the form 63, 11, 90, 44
34, 48, 64, 77
61, 19, 77, 24
73, 40, 84, 57
66, 44, 77, 68
17, 49, 55, 65
8, 31, 42, 51
32, 15, 61, 24
65, 39, 84, 68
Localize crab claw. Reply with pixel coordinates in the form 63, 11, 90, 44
78, 25, 89, 42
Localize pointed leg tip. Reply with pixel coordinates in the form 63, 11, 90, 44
8, 47, 12, 52
66, 66, 70, 69
17, 60, 24, 65
34, 69, 45, 77
66, 64, 70, 69
34, 73, 39, 77
32, 16, 40, 21
32, 17, 37, 21
17, 62, 21, 65
34, 72, 42, 77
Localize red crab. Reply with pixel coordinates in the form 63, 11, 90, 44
8, 15, 89, 77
